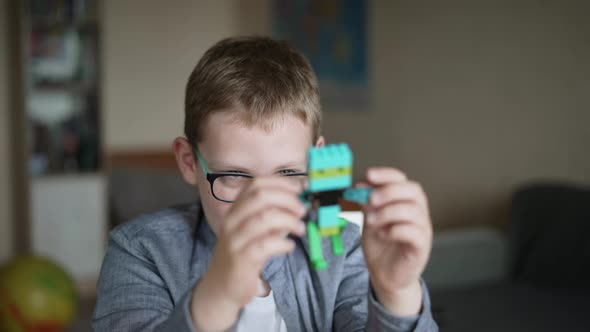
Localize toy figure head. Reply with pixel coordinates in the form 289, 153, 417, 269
307, 144, 353, 192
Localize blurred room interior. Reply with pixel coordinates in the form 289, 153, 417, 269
0, 0, 588, 331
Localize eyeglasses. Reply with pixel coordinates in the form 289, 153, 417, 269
194, 148, 308, 203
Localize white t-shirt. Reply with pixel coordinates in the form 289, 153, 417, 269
236, 290, 288, 332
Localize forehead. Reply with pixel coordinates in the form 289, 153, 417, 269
198, 111, 313, 170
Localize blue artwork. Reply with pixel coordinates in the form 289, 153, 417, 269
273, 0, 368, 110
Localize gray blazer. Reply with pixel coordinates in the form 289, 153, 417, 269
92, 203, 438, 331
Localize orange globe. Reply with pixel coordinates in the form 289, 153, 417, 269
0, 256, 77, 332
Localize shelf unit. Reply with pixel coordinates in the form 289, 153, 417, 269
9, 0, 106, 296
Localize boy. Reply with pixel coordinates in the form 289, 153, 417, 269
93, 36, 438, 331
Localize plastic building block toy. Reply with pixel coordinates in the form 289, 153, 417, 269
299, 143, 372, 270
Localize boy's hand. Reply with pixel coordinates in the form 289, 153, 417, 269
191, 177, 306, 331
361, 167, 433, 316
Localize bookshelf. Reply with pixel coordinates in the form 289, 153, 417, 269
25, 0, 102, 176
10, 0, 106, 295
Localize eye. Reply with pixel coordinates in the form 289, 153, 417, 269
278, 169, 297, 175
219, 171, 251, 181
224, 170, 249, 175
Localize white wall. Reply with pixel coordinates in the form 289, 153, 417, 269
103, 1, 590, 226
0, 0, 14, 262
362, 1, 590, 226
240, 0, 590, 226
102, 0, 236, 149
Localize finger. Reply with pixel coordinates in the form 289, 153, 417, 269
231, 209, 306, 250
237, 177, 305, 211
380, 223, 430, 249
369, 181, 427, 209
365, 202, 424, 228
244, 236, 296, 266
246, 176, 304, 194
366, 167, 407, 186
225, 189, 306, 233
353, 180, 371, 188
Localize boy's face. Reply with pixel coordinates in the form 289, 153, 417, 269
174, 110, 323, 235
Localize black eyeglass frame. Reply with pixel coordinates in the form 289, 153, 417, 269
194, 148, 308, 203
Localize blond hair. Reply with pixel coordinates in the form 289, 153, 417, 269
184, 36, 321, 144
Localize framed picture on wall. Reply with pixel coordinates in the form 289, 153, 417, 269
273, 0, 369, 111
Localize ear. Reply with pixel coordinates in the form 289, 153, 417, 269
172, 137, 198, 185
315, 135, 325, 148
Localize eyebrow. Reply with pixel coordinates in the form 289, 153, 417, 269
273, 163, 307, 172
206, 161, 249, 173
209, 161, 306, 174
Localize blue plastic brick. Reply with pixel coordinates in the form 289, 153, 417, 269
343, 187, 373, 204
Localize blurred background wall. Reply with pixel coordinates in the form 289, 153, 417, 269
325, 0, 590, 226
0, 0, 14, 261
102, 0, 236, 148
